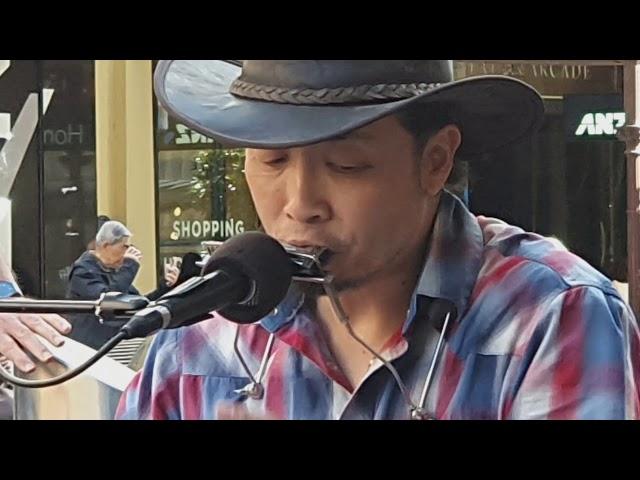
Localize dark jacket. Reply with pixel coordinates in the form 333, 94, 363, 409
65, 252, 173, 350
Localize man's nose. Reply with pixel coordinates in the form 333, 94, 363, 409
283, 154, 331, 225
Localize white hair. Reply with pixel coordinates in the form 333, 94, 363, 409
95, 221, 132, 247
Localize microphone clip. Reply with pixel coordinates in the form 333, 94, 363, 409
233, 382, 264, 401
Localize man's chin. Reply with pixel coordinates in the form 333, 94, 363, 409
331, 277, 368, 293
297, 271, 367, 298
317, 259, 364, 289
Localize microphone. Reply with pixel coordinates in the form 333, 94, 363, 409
120, 232, 293, 339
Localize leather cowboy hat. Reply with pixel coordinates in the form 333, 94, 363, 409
154, 60, 544, 156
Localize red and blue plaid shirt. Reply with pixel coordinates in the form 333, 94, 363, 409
117, 191, 640, 419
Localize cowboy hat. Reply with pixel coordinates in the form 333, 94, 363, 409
154, 60, 544, 156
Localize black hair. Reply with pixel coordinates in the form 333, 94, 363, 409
394, 101, 465, 188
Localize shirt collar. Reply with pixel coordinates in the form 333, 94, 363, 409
411, 190, 484, 325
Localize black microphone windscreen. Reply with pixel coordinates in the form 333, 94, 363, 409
202, 232, 293, 324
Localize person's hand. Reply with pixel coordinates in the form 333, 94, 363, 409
124, 246, 143, 264
0, 312, 72, 373
216, 401, 277, 420
164, 263, 180, 288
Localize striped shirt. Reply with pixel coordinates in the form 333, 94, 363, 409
117, 191, 640, 419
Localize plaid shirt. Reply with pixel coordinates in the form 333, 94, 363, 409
117, 191, 640, 420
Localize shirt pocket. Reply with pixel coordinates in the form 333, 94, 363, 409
180, 374, 253, 419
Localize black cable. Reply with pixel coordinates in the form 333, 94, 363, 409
0, 331, 127, 389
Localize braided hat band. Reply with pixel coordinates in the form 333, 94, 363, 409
229, 78, 442, 106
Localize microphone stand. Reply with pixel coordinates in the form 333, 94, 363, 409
0, 291, 149, 318
0, 292, 150, 388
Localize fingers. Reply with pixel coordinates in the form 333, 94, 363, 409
40, 313, 72, 335
0, 333, 36, 372
0, 311, 71, 372
165, 265, 180, 287
18, 314, 68, 347
1, 315, 54, 364
125, 247, 143, 262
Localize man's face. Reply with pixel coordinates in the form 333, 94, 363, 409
245, 115, 455, 291
102, 238, 130, 267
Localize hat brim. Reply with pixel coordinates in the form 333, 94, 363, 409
154, 60, 544, 157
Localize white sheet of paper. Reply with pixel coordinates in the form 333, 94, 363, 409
33, 334, 136, 391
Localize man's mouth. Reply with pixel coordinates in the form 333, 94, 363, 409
283, 241, 324, 250
280, 241, 337, 268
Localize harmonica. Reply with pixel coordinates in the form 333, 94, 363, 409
201, 240, 328, 283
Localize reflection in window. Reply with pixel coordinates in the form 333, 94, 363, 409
155, 105, 259, 270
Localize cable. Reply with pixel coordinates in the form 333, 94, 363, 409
322, 278, 420, 411
0, 331, 127, 389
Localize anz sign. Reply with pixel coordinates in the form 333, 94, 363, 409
564, 94, 625, 141
575, 112, 626, 137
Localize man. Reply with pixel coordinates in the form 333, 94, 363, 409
117, 60, 640, 419
66, 220, 144, 349
67, 220, 179, 349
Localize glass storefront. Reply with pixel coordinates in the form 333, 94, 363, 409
41, 60, 97, 298
0, 60, 96, 298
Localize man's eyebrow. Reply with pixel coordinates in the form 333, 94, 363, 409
334, 130, 373, 141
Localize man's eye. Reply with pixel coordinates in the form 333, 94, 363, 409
328, 163, 369, 173
264, 157, 286, 166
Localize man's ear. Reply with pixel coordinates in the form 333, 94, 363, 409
419, 125, 462, 196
